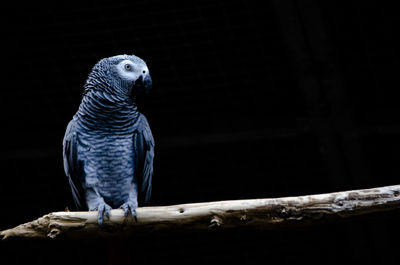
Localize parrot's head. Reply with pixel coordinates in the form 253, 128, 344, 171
84, 54, 152, 99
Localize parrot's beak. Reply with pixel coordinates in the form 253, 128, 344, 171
132, 74, 152, 95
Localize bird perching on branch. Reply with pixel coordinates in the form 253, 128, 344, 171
62, 55, 154, 226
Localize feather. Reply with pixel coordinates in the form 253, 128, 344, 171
134, 114, 154, 205
62, 119, 85, 209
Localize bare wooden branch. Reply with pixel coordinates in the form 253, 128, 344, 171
1, 184, 400, 240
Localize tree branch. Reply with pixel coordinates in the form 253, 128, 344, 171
1, 184, 400, 240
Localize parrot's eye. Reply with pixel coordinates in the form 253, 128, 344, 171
125, 64, 132, 71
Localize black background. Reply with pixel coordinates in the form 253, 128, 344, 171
1, 1, 400, 264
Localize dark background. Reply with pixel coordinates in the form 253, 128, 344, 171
1, 1, 400, 264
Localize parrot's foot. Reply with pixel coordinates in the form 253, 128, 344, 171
120, 201, 137, 222
90, 201, 112, 227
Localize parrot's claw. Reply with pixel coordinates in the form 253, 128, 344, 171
92, 201, 112, 227
120, 201, 138, 222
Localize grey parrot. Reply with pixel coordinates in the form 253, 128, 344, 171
62, 54, 154, 226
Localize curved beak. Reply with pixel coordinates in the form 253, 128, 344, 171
133, 74, 152, 94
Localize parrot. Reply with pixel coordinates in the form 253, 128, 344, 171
62, 54, 154, 226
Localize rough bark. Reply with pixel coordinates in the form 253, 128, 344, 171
1, 185, 399, 240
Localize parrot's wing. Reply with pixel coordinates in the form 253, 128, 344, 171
134, 114, 154, 205
63, 119, 85, 209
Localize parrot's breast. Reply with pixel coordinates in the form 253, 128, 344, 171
79, 133, 135, 208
